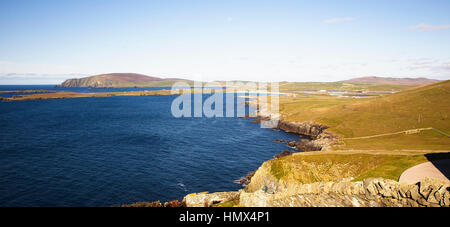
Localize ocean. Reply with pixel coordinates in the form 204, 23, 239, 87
0, 85, 301, 206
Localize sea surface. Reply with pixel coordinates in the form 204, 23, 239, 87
0, 85, 301, 207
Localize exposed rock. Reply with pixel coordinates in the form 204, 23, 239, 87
277, 121, 328, 139
182, 176, 449, 207
235, 170, 257, 186
239, 178, 450, 207
251, 119, 261, 123
183, 192, 240, 207
249, 97, 340, 152
164, 200, 185, 207
274, 150, 296, 159
122, 199, 185, 207
274, 139, 286, 143
288, 140, 322, 152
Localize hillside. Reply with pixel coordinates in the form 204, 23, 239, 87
212, 80, 450, 207
342, 76, 439, 86
279, 80, 450, 150
278, 81, 414, 92
59, 73, 190, 88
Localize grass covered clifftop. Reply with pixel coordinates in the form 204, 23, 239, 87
226, 80, 450, 207
278, 80, 450, 151
245, 151, 450, 193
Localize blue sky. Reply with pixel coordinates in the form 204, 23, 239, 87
1, 0, 449, 84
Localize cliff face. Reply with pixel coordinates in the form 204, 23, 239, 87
276, 121, 338, 151
183, 177, 449, 207
244, 154, 382, 193
240, 177, 449, 207
277, 121, 328, 139
253, 100, 339, 151
182, 150, 449, 207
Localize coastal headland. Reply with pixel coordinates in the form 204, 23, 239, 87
0, 90, 175, 101
184, 80, 450, 207
2, 77, 449, 207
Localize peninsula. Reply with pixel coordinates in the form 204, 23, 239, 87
0, 90, 175, 101
58, 73, 191, 88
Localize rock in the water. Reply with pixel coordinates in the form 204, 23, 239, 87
274, 150, 296, 159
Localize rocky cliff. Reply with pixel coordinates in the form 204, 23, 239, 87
253, 101, 339, 151
182, 149, 449, 207
183, 178, 449, 207
271, 119, 338, 151
239, 177, 449, 207
277, 121, 328, 138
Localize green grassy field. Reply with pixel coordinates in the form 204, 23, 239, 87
269, 152, 449, 183
278, 80, 450, 151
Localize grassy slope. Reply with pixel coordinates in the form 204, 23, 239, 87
279, 80, 450, 150
270, 153, 426, 183
257, 81, 450, 187
268, 151, 450, 183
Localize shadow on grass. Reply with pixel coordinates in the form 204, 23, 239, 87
425, 152, 450, 180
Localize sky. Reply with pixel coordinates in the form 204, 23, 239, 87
0, 0, 450, 84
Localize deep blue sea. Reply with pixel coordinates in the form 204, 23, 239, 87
0, 85, 300, 207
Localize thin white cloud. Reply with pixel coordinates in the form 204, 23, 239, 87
226, 17, 233, 22
406, 58, 450, 75
324, 17, 355, 24
409, 23, 450, 31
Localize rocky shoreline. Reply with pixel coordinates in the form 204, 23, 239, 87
184, 177, 450, 207
123, 100, 450, 207
233, 100, 342, 188
246, 98, 340, 152
0, 89, 175, 101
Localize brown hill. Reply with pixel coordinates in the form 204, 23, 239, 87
59, 73, 189, 88
342, 76, 439, 86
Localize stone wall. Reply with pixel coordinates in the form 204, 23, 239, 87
239, 177, 450, 207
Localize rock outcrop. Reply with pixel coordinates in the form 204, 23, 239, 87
239, 178, 450, 207
277, 121, 328, 139
253, 102, 339, 151
244, 156, 373, 193
274, 150, 296, 159
182, 178, 449, 207
285, 130, 338, 151
183, 192, 240, 207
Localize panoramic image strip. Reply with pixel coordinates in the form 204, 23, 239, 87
0, 0, 449, 223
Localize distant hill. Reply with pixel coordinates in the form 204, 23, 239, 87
284, 79, 450, 138
59, 73, 189, 88
342, 76, 439, 86
281, 79, 450, 150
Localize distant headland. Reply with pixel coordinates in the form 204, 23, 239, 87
341, 76, 439, 86
58, 73, 191, 88
58, 73, 440, 89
